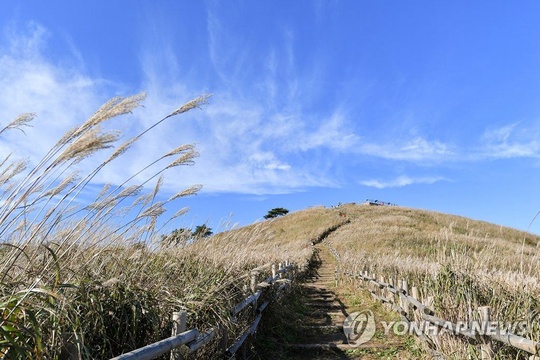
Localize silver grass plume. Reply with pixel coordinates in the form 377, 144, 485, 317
96, 184, 112, 201
139, 202, 165, 218
0, 159, 28, 185
171, 207, 189, 219
44, 172, 81, 198
164, 144, 196, 157
71, 93, 147, 140
104, 137, 138, 164
0, 113, 36, 135
54, 126, 120, 166
116, 185, 143, 199
152, 175, 164, 200
165, 94, 212, 120
166, 150, 199, 168
168, 184, 202, 201
132, 193, 154, 208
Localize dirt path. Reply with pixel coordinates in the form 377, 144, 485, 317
286, 247, 356, 359
262, 245, 418, 359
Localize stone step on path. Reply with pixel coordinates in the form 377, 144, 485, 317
282, 248, 356, 359
277, 246, 414, 360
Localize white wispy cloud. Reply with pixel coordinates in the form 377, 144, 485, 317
0, 22, 103, 162
360, 175, 446, 189
477, 123, 540, 159
206, 12, 251, 89
0, 21, 344, 196
294, 110, 361, 152
359, 137, 455, 162
14, 20, 538, 199
0, 20, 442, 197
248, 151, 291, 171
0, 23, 202, 197
483, 141, 540, 159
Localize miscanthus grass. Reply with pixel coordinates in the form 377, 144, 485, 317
0, 93, 253, 359
8, 95, 536, 359
185, 206, 348, 271
326, 204, 540, 359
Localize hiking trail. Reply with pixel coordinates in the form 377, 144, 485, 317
265, 244, 415, 359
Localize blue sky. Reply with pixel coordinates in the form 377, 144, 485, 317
2, 1, 540, 234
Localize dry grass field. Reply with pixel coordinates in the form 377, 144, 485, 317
0, 94, 346, 359
324, 204, 540, 358
2, 94, 539, 359
191, 203, 540, 358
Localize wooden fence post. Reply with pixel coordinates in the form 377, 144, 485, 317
363, 270, 369, 291
380, 276, 385, 301
250, 272, 258, 293
423, 288, 440, 351
390, 277, 395, 304
219, 324, 229, 353
171, 311, 187, 360
403, 280, 410, 318
468, 298, 474, 330
479, 306, 493, 360
411, 286, 419, 323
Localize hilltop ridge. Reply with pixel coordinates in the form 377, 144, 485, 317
198, 204, 540, 358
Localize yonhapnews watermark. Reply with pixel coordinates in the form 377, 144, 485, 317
343, 310, 532, 347
342, 310, 376, 346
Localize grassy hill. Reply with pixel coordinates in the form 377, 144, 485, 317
204, 203, 540, 288
201, 203, 540, 358
3, 182, 539, 359
3, 94, 539, 359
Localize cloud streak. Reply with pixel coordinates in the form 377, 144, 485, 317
5, 20, 540, 200
360, 175, 446, 189
0, 22, 103, 162
359, 136, 455, 162
477, 123, 540, 160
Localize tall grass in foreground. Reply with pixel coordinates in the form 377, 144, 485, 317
0, 91, 347, 358
329, 204, 540, 359
0, 94, 248, 359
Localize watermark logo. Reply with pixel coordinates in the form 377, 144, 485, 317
380, 319, 530, 338
343, 310, 376, 346
343, 308, 533, 347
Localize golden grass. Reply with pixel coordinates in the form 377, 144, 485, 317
0, 93, 346, 359
187, 207, 347, 271
327, 204, 540, 289
0, 93, 244, 359
323, 204, 540, 358
3, 91, 539, 359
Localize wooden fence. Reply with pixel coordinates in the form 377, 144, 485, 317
109, 260, 301, 360
323, 240, 540, 360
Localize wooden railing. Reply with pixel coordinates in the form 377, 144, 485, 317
107, 219, 350, 359
109, 260, 301, 360
322, 240, 540, 359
